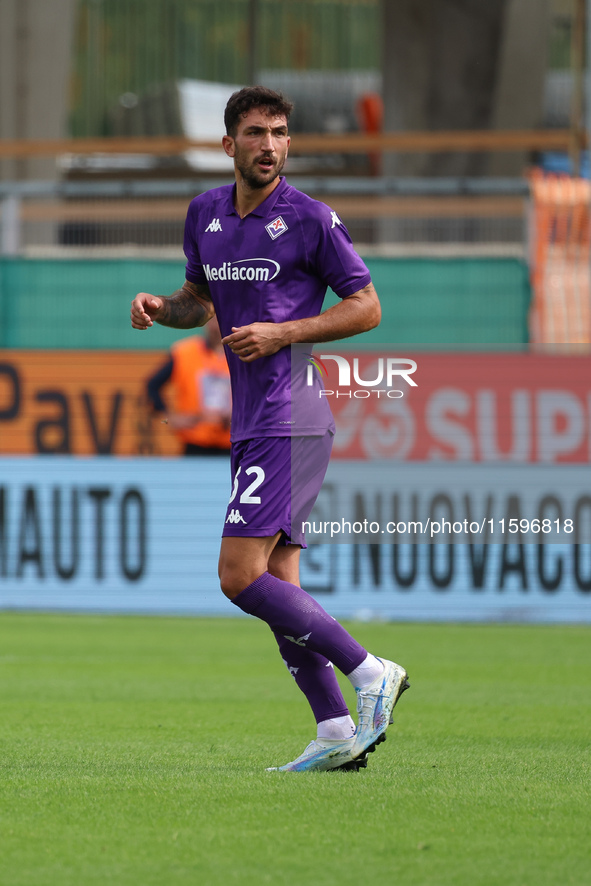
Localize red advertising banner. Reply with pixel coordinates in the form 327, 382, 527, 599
320, 351, 591, 463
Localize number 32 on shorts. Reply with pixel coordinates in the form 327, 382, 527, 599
228, 465, 266, 505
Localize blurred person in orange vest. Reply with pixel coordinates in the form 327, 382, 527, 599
146, 317, 231, 455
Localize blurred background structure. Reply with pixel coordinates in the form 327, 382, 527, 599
0, 0, 589, 393
0, 0, 591, 611
0, 0, 589, 350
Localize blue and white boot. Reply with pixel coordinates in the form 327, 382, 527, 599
351, 659, 409, 760
266, 736, 367, 772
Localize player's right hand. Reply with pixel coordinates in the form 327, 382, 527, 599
131, 292, 164, 329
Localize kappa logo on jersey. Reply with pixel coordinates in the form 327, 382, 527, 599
330, 211, 342, 229
265, 215, 288, 240
203, 258, 280, 283
205, 218, 223, 232
225, 509, 247, 524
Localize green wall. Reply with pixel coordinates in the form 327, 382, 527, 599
0, 257, 530, 350
359, 257, 530, 347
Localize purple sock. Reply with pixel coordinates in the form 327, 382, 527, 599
274, 632, 350, 724
231, 572, 367, 675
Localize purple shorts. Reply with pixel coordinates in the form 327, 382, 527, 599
222, 433, 333, 546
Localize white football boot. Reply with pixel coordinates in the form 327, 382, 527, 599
351, 659, 409, 760
266, 736, 368, 772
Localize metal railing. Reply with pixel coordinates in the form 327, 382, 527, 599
0, 129, 580, 158
0, 174, 531, 256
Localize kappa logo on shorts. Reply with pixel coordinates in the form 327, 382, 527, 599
265, 216, 288, 240
225, 508, 247, 524
205, 218, 223, 233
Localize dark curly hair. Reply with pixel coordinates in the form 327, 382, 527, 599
224, 86, 294, 137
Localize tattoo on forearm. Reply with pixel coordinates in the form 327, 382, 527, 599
158, 282, 213, 329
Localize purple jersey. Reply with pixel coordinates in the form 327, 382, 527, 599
183, 176, 371, 441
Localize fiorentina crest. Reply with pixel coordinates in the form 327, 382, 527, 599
265, 216, 288, 240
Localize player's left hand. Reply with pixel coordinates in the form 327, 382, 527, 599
222, 322, 288, 362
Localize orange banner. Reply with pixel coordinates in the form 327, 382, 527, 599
0, 351, 180, 455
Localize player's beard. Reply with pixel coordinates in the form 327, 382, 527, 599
234, 148, 287, 190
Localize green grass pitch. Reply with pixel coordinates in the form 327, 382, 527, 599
0, 612, 589, 886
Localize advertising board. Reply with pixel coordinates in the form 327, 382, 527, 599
0, 457, 589, 623
2, 349, 590, 620
0, 350, 179, 456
